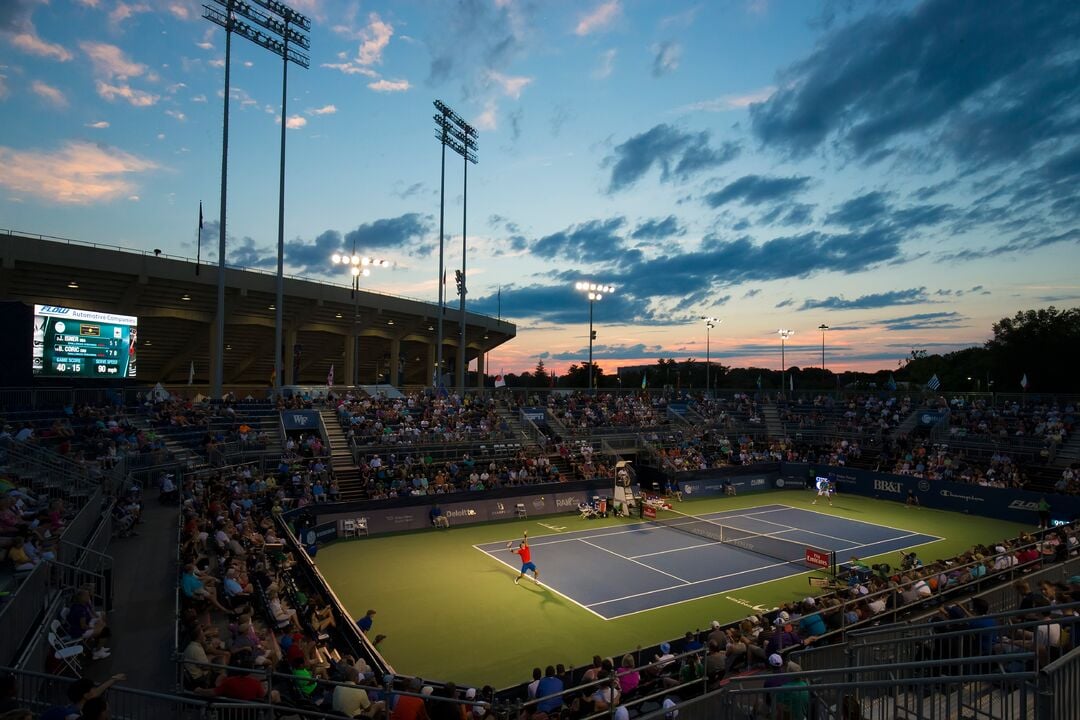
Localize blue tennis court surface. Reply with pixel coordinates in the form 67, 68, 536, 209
475, 504, 941, 620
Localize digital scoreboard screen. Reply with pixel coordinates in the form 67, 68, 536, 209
33, 304, 137, 379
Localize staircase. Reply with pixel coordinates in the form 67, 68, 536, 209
1053, 431, 1080, 468
496, 405, 530, 441
762, 402, 784, 438
320, 409, 365, 501
890, 407, 923, 440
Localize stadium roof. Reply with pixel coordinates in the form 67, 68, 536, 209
0, 229, 515, 386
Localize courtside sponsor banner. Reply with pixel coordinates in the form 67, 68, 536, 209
783, 462, 1080, 523
805, 548, 831, 569
678, 471, 780, 496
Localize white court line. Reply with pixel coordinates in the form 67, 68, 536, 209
470, 543, 609, 621
778, 503, 934, 536
631, 541, 718, 559
578, 538, 690, 584
587, 530, 945, 613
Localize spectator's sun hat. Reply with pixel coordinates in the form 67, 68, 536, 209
804, 597, 816, 606
995, 546, 1007, 553
768, 654, 784, 667
660, 642, 671, 654
465, 688, 477, 700
711, 620, 721, 629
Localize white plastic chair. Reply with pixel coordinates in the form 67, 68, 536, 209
355, 517, 369, 536
341, 519, 357, 538
515, 503, 528, 519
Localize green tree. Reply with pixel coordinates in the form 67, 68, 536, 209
986, 307, 1080, 391
533, 359, 550, 389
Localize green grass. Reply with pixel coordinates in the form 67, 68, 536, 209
314, 490, 1029, 688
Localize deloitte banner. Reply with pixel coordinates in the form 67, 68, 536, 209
781, 462, 1080, 525
314, 489, 597, 536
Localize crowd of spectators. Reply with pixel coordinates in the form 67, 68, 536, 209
778, 394, 912, 436
336, 393, 511, 447
355, 448, 563, 499
545, 393, 673, 434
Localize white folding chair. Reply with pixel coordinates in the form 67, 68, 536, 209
515, 503, 528, 519
341, 519, 357, 538
50, 619, 81, 648
48, 632, 85, 675
355, 517, 369, 536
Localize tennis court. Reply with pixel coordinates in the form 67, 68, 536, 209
475, 503, 940, 619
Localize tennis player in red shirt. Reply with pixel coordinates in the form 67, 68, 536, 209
510, 532, 541, 585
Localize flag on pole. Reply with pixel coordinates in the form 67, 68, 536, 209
188, 360, 195, 386
495, 372, 506, 388
789, 373, 794, 392
756, 374, 763, 390
327, 363, 335, 387
886, 374, 897, 391
926, 373, 941, 391
1020, 373, 1028, 390
641, 373, 647, 389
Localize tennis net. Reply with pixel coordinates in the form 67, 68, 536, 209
646, 506, 835, 572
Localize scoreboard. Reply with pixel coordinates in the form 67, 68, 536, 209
33, 304, 137, 379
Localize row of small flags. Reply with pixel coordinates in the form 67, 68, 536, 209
925, 373, 1030, 391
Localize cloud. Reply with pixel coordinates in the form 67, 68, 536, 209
575, 0, 620, 36
593, 48, 616, 79
285, 115, 306, 129
703, 174, 810, 208
676, 87, 776, 113
368, 78, 410, 92
876, 311, 967, 331
0, 140, 157, 204
759, 202, 815, 227
96, 80, 158, 106
473, 98, 497, 130
31, 80, 67, 108
108, 1, 150, 28
80, 41, 146, 79
471, 283, 654, 326
164, 109, 185, 121
307, 104, 337, 116
743, 288, 762, 298
531, 218, 628, 263
749, 0, 1080, 172
825, 191, 890, 227
8, 29, 73, 62
356, 12, 393, 66
607, 124, 740, 192
799, 287, 931, 311
85, 121, 110, 129
487, 70, 532, 99
631, 215, 684, 240
228, 236, 275, 269
652, 41, 681, 77
426, 0, 528, 97
280, 214, 433, 276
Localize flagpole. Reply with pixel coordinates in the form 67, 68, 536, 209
196, 201, 203, 276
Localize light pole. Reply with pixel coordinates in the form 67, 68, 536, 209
331, 250, 391, 386
433, 100, 477, 393
701, 317, 721, 397
203, 0, 310, 399
575, 281, 614, 391
777, 328, 795, 395
818, 324, 829, 375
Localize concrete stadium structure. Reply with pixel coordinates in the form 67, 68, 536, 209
0, 229, 515, 389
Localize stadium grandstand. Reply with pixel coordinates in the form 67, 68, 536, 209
1, 233, 1079, 720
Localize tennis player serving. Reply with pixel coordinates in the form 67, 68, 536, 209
510, 531, 541, 585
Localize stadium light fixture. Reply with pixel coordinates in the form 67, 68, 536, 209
777, 328, 795, 395
330, 247, 390, 385
67, 281, 79, 289
576, 280, 615, 392
701, 317, 722, 396
203, 0, 309, 399
432, 99, 478, 394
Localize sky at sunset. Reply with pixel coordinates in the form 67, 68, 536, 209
1, 0, 1079, 377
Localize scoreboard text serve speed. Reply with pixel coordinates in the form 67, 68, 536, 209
33, 304, 138, 379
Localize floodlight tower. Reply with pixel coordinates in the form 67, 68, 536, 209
330, 250, 391, 385
818, 324, 829, 373
203, 0, 310, 398
701, 317, 721, 396
432, 100, 478, 394
777, 328, 795, 394
575, 281, 615, 391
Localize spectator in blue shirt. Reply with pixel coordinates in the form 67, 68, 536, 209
535, 666, 564, 714
797, 600, 827, 637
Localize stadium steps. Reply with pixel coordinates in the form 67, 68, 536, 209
1052, 431, 1080, 468
320, 408, 365, 501
891, 406, 923, 440
762, 403, 784, 437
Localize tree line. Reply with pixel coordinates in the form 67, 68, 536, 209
491, 306, 1080, 393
